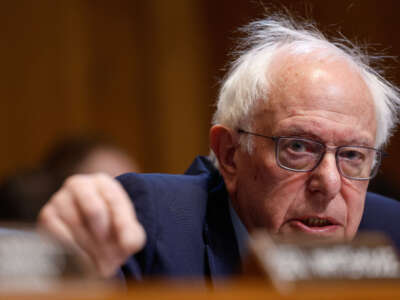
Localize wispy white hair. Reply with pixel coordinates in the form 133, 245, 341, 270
210, 14, 400, 164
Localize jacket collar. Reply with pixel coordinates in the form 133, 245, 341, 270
185, 156, 241, 280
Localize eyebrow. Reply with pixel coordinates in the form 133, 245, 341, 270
275, 127, 373, 146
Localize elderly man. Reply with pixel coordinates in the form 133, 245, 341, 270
39, 15, 400, 281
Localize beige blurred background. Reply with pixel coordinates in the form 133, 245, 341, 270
1, 0, 400, 197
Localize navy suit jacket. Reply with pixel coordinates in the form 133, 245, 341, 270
116, 156, 400, 282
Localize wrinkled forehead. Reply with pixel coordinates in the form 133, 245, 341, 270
250, 47, 377, 143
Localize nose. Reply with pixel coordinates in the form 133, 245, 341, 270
307, 152, 342, 204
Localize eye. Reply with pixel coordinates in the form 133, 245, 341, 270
279, 138, 322, 157
287, 140, 309, 153
339, 149, 364, 161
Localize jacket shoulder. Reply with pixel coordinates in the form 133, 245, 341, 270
363, 192, 400, 216
360, 192, 400, 248
116, 172, 211, 278
117, 172, 209, 227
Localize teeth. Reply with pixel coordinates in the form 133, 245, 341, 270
305, 218, 330, 227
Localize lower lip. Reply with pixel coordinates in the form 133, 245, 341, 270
289, 220, 340, 235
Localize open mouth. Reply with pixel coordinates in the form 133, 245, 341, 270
301, 217, 333, 227
288, 217, 339, 235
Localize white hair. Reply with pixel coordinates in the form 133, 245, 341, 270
210, 14, 400, 165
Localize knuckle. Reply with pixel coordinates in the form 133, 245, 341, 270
50, 190, 68, 206
64, 174, 87, 189
37, 204, 54, 225
37, 211, 64, 237
95, 172, 111, 181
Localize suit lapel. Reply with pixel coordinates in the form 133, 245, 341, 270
204, 180, 241, 281
184, 156, 241, 281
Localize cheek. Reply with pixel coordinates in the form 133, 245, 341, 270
238, 160, 308, 233
262, 174, 309, 230
342, 180, 367, 240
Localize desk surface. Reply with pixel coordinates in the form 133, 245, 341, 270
1, 279, 400, 300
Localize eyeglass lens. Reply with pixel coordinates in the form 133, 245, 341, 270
276, 137, 379, 179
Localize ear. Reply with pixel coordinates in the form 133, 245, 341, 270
209, 125, 239, 191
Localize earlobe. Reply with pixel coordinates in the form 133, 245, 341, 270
209, 125, 238, 180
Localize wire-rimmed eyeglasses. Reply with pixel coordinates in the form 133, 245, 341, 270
237, 129, 385, 180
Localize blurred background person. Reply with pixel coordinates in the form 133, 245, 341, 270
0, 135, 139, 222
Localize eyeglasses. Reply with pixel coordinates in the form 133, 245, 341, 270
237, 129, 386, 180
